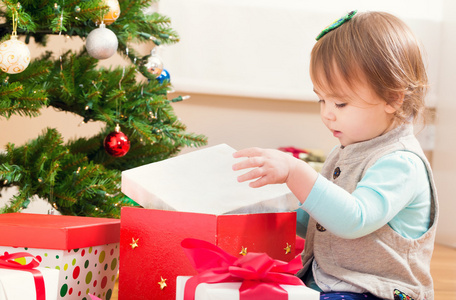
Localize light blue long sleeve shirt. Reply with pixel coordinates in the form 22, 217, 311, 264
296, 150, 431, 240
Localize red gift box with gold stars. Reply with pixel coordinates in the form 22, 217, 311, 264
119, 207, 297, 300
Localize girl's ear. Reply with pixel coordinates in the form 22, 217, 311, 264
385, 92, 404, 114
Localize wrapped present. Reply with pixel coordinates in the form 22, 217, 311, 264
175, 238, 319, 300
176, 277, 320, 300
120, 208, 297, 300
0, 213, 120, 300
119, 144, 299, 300
0, 252, 60, 300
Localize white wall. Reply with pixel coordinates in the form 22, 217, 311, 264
431, 0, 456, 247
172, 93, 334, 153
159, 0, 443, 106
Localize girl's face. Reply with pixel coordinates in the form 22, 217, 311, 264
313, 71, 398, 147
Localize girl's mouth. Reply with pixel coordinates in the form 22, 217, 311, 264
333, 130, 342, 138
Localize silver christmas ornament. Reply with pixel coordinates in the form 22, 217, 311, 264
86, 23, 118, 60
145, 56, 163, 76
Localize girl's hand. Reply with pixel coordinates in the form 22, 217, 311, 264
232, 147, 297, 188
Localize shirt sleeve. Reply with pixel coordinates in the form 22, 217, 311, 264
299, 151, 431, 239
295, 206, 310, 239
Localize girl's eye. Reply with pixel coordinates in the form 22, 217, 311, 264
318, 99, 325, 104
335, 103, 347, 108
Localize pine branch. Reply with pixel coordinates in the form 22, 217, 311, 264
0, 128, 131, 217
0, 163, 23, 184
0, 189, 31, 213
0, 83, 23, 98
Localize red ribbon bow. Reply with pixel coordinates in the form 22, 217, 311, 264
0, 252, 46, 300
278, 147, 309, 159
181, 238, 304, 300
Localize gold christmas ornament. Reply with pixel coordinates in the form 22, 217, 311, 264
239, 246, 247, 256
96, 0, 121, 25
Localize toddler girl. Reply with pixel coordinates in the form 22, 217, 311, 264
233, 10, 438, 300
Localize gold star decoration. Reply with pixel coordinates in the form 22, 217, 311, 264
158, 276, 167, 290
284, 243, 291, 254
239, 246, 247, 256
130, 238, 139, 249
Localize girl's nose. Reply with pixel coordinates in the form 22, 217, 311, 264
321, 103, 336, 121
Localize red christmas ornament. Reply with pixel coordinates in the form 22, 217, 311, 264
104, 124, 130, 157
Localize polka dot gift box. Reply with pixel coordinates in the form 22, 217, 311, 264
0, 213, 120, 300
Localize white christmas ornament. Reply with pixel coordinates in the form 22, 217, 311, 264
86, 23, 118, 60
0, 35, 31, 74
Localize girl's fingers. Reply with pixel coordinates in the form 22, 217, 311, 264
248, 176, 268, 188
236, 167, 263, 183
232, 147, 263, 159
237, 169, 269, 188
232, 156, 264, 171
232, 148, 271, 188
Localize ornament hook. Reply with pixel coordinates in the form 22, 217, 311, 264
11, 7, 18, 37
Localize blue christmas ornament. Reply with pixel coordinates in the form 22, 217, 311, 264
156, 69, 171, 84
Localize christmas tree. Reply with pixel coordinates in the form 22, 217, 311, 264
0, 0, 207, 218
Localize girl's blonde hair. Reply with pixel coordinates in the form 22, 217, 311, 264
310, 11, 428, 123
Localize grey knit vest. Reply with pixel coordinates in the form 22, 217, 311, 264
297, 124, 438, 300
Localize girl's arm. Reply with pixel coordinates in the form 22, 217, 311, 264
233, 148, 430, 240
300, 151, 430, 239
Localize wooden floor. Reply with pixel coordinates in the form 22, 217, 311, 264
431, 243, 456, 300
110, 243, 456, 300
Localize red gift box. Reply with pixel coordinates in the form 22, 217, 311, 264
119, 207, 297, 300
0, 213, 120, 300
0, 213, 119, 249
